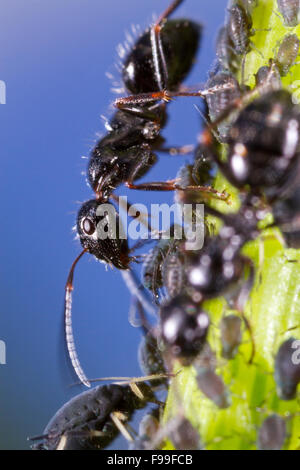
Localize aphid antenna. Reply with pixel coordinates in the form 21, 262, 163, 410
120, 269, 157, 317
193, 104, 220, 142
78, 372, 176, 386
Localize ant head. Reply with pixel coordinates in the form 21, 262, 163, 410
77, 199, 130, 270
160, 295, 209, 363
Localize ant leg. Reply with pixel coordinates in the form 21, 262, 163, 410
115, 90, 172, 111
114, 82, 238, 111
159, 144, 195, 156
154, 0, 184, 27
151, 0, 185, 89
126, 179, 230, 202
111, 193, 153, 232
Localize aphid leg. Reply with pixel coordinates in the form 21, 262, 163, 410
64, 249, 91, 388
134, 297, 154, 332
120, 269, 157, 317
110, 412, 134, 442
56, 435, 68, 451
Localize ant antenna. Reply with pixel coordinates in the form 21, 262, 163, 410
64, 249, 91, 388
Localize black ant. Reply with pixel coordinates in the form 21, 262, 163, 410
161, 88, 300, 364
64, 0, 231, 388
201, 89, 300, 204
156, 82, 300, 370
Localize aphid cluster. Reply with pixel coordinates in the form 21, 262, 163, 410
36, 0, 300, 450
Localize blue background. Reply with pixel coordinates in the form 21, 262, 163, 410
0, 0, 227, 449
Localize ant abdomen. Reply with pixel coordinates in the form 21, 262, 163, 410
159, 294, 210, 363
122, 20, 201, 94
188, 237, 244, 298
225, 90, 300, 196
273, 183, 300, 248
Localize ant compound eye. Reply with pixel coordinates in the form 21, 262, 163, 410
82, 218, 96, 235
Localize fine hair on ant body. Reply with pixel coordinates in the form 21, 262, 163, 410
63, 0, 231, 388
